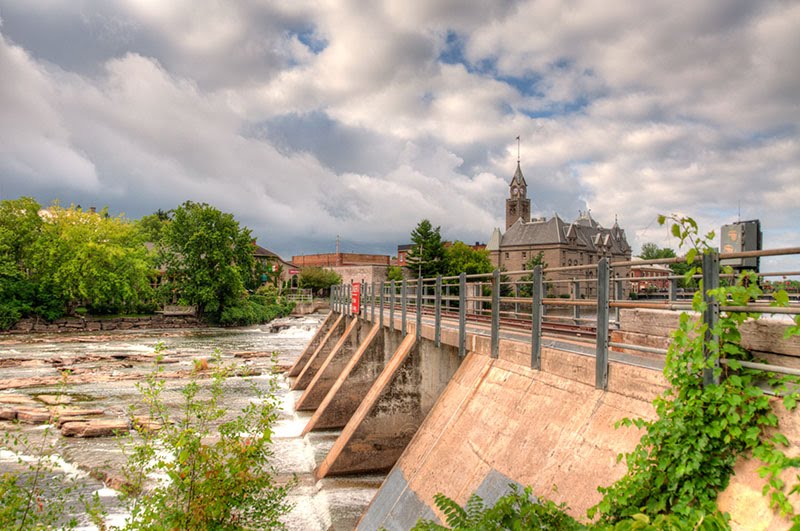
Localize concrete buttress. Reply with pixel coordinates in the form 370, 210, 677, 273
295, 318, 369, 411
316, 333, 420, 478
288, 312, 335, 377
302, 323, 384, 434
291, 314, 347, 391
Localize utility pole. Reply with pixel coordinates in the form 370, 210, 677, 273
418, 243, 423, 279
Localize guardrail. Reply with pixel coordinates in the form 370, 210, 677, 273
286, 290, 313, 303
329, 247, 800, 390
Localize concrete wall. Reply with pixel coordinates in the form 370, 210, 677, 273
359, 343, 800, 530
292, 308, 800, 529
612, 308, 800, 367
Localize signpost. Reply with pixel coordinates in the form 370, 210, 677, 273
351, 282, 361, 316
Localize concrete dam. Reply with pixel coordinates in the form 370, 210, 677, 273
290, 260, 800, 530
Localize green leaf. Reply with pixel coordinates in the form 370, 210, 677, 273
671, 223, 681, 238
772, 290, 790, 307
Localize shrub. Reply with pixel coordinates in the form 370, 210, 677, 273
218, 294, 294, 326
120, 348, 294, 530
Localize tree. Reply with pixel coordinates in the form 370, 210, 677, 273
638, 242, 693, 288
406, 219, 447, 278
517, 252, 548, 297
638, 242, 676, 260
30, 204, 154, 315
0, 197, 56, 327
136, 209, 171, 244
386, 265, 405, 282
444, 242, 493, 276
159, 201, 254, 321
299, 267, 341, 294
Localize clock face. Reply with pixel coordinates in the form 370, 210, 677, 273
512, 186, 518, 197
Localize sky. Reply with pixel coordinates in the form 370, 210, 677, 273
0, 1, 798, 267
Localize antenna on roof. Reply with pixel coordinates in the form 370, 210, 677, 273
515, 135, 520, 163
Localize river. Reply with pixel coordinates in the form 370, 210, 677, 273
0, 312, 383, 530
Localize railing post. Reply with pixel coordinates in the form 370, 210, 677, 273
595, 258, 610, 390
379, 280, 385, 329
458, 272, 466, 358
361, 278, 366, 317
491, 269, 500, 359
389, 280, 395, 331
531, 266, 543, 370
614, 274, 624, 324
346, 283, 351, 317
514, 281, 520, 317
703, 250, 720, 386
572, 279, 580, 322
669, 277, 678, 301
330, 286, 335, 313
370, 281, 375, 322
401, 279, 407, 336
435, 275, 442, 347
416, 277, 422, 340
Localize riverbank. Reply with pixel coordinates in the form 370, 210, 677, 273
2, 301, 330, 335
0, 313, 381, 530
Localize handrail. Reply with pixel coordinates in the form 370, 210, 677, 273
333, 245, 798, 391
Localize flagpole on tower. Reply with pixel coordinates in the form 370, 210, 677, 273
516, 136, 520, 163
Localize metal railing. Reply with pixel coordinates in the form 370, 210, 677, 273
286, 289, 313, 303
329, 247, 800, 390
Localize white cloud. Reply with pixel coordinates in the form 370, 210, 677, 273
0, 0, 797, 261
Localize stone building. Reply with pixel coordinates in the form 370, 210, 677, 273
292, 251, 392, 287
487, 162, 631, 296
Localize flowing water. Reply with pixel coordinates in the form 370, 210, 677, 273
0, 313, 383, 530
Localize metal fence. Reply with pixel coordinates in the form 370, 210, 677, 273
330, 247, 800, 390
286, 289, 313, 303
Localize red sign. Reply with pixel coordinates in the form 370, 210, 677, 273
351, 282, 361, 315
289, 269, 299, 275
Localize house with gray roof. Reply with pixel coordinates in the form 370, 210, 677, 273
488, 163, 631, 296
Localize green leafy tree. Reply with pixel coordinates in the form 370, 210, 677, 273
638, 243, 677, 260
406, 219, 447, 278
299, 267, 342, 294
444, 242, 493, 276
159, 201, 254, 321
638, 242, 694, 289
136, 209, 171, 244
30, 204, 153, 315
0, 197, 61, 327
387, 265, 405, 282
517, 252, 547, 297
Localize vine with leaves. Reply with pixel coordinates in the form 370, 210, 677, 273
591, 214, 800, 525
414, 214, 800, 529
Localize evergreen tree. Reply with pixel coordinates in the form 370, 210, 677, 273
406, 219, 447, 278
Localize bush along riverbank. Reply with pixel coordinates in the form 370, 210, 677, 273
0, 348, 294, 530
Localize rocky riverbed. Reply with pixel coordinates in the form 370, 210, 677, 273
0, 314, 383, 530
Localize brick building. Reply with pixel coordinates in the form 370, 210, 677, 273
487, 162, 631, 296
292, 252, 390, 268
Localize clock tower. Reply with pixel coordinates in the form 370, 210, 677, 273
505, 162, 530, 229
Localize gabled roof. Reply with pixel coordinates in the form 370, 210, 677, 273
499, 212, 631, 255
486, 227, 502, 251
253, 244, 298, 267
501, 216, 566, 247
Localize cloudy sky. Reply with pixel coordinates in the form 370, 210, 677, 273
0, 1, 798, 264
